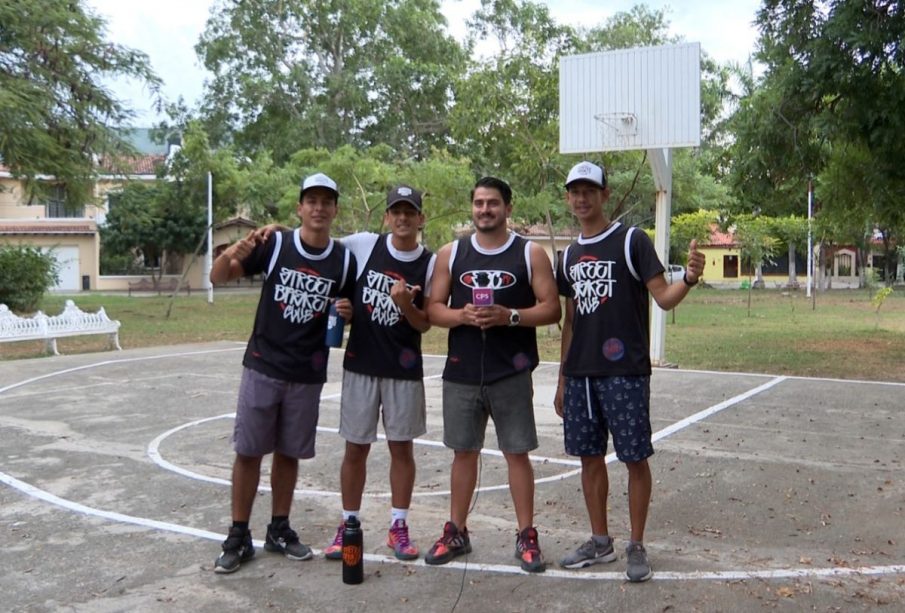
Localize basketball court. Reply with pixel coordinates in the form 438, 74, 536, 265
2, 342, 903, 611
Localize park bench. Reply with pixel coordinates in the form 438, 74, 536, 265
0, 300, 122, 356
127, 277, 191, 296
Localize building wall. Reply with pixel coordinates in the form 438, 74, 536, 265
0, 234, 98, 290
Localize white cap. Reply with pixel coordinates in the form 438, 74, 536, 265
300, 173, 339, 197
565, 161, 606, 189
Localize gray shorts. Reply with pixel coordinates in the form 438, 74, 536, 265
233, 367, 322, 459
442, 370, 538, 454
339, 370, 427, 444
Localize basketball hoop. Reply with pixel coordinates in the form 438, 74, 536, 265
594, 112, 638, 142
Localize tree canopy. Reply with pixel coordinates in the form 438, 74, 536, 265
0, 0, 160, 206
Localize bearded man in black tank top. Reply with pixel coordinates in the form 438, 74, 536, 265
425, 177, 561, 573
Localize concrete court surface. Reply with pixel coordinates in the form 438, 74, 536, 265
1, 341, 904, 612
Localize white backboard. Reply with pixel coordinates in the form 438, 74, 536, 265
559, 43, 701, 153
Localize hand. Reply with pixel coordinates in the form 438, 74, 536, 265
390, 280, 420, 310
463, 304, 507, 330
685, 239, 706, 284
253, 223, 290, 243
227, 230, 259, 261
554, 382, 565, 418
333, 298, 353, 321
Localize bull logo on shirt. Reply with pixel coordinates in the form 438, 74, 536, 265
362, 269, 411, 327
274, 266, 336, 324
568, 256, 616, 315
459, 270, 516, 290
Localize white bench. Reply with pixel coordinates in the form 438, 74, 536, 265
0, 300, 122, 355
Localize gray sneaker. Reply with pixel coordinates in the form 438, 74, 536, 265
559, 536, 618, 569
625, 542, 653, 582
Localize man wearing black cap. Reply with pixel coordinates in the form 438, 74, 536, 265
209, 172, 356, 573
321, 185, 436, 562
554, 161, 705, 582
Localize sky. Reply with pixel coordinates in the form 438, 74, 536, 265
85, 0, 763, 125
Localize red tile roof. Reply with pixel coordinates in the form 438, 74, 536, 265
99, 154, 165, 176
706, 225, 736, 247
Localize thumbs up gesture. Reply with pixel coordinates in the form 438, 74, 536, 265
686, 239, 705, 285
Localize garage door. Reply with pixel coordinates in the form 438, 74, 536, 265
46, 246, 80, 291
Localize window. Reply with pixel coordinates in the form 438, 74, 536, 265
837, 253, 852, 277
44, 185, 84, 218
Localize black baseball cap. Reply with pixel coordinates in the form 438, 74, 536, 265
386, 185, 423, 211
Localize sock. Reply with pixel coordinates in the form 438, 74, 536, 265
390, 507, 408, 527
342, 509, 360, 522
592, 534, 611, 546
271, 515, 288, 527
232, 520, 249, 533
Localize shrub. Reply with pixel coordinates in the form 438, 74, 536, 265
0, 245, 60, 312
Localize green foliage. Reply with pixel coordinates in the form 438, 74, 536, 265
195, 0, 465, 161
730, 0, 905, 268
0, 0, 160, 208
279, 145, 474, 249
0, 245, 60, 312
671, 210, 718, 262
872, 287, 893, 314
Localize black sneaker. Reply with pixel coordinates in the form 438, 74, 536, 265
264, 519, 313, 561
514, 526, 546, 573
214, 526, 255, 574
424, 521, 471, 565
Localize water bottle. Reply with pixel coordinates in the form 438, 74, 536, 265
325, 301, 346, 348
342, 516, 364, 584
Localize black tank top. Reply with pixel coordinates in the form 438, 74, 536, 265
343, 234, 434, 379
242, 230, 354, 383
443, 233, 539, 385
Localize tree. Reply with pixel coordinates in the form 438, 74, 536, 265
729, 0, 905, 283
279, 145, 475, 249
734, 214, 779, 315
768, 215, 809, 287
0, 245, 59, 312
0, 0, 160, 207
195, 0, 466, 161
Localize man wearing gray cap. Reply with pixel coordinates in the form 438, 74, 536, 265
322, 185, 436, 561
209, 172, 357, 573
554, 161, 705, 582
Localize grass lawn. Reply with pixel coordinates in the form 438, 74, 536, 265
4, 287, 904, 382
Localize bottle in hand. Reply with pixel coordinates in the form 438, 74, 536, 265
325, 301, 346, 347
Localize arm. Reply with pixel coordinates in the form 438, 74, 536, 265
472, 242, 562, 329
426, 244, 468, 329
252, 223, 290, 243
554, 298, 574, 418
210, 230, 258, 284
647, 239, 706, 311
391, 280, 430, 333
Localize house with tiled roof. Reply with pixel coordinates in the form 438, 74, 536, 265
695, 223, 880, 289
0, 129, 167, 291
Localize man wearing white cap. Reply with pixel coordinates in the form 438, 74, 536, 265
554, 161, 705, 582
321, 185, 436, 562
209, 172, 357, 573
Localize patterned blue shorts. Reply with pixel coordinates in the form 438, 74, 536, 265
562, 375, 653, 462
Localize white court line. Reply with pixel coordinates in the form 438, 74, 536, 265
2, 466, 903, 581
3, 350, 904, 581
147, 414, 582, 497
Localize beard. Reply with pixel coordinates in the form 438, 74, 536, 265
474, 215, 504, 233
